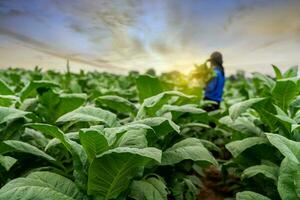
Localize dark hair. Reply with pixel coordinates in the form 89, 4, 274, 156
207, 51, 225, 75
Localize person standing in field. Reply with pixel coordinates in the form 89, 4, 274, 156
204, 51, 225, 111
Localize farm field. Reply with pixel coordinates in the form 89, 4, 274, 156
0, 65, 299, 200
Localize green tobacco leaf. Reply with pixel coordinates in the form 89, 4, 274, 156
272, 78, 299, 111
252, 72, 275, 90
275, 114, 296, 135
131, 117, 180, 139
252, 100, 279, 131
114, 129, 148, 148
241, 164, 278, 181
283, 66, 298, 78
95, 95, 137, 114
292, 124, 300, 134
79, 128, 109, 162
272, 65, 283, 80
266, 133, 300, 163
225, 137, 268, 158
45, 132, 79, 151
274, 104, 297, 134
0, 171, 86, 200
56, 106, 117, 127
289, 96, 300, 116
278, 158, 300, 200
0, 140, 56, 162
88, 147, 161, 199
182, 122, 210, 129
157, 104, 207, 121
236, 191, 271, 200
0, 107, 29, 124
0, 95, 18, 107
19, 98, 38, 111
136, 91, 194, 119
104, 123, 154, 146
22, 128, 48, 148
229, 98, 265, 120
54, 93, 87, 120
200, 139, 221, 153
161, 138, 218, 166
219, 116, 264, 136
37, 91, 87, 123
20, 80, 59, 101
129, 177, 168, 200
0, 79, 14, 95
29, 124, 73, 151
28, 123, 88, 190
0, 155, 17, 171
136, 75, 163, 103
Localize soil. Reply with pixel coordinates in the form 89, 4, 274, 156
198, 166, 239, 200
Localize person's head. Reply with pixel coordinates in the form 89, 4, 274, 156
207, 51, 223, 67
207, 51, 224, 75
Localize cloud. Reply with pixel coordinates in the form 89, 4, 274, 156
0, 0, 299, 74
0, 28, 124, 71
223, 0, 300, 37
0, 28, 52, 49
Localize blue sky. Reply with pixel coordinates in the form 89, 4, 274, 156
0, 0, 299, 74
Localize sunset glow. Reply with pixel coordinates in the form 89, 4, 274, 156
0, 0, 299, 74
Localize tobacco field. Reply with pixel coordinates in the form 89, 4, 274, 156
0, 65, 299, 200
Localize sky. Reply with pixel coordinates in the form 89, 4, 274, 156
0, 0, 300, 75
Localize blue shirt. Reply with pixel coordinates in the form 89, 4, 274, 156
204, 67, 225, 103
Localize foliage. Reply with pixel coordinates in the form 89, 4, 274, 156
0, 65, 299, 200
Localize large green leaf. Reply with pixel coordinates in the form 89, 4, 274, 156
129, 176, 168, 200
28, 123, 88, 190
272, 65, 283, 80
45, 132, 79, 151
136, 91, 194, 119
37, 91, 87, 123
136, 75, 163, 103
219, 116, 264, 137
0, 140, 56, 163
55, 93, 87, 120
266, 133, 300, 163
0, 95, 18, 107
0, 107, 29, 124
0, 155, 17, 171
289, 96, 300, 116
252, 100, 279, 131
278, 158, 300, 200
20, 80, 59, 101
157, 104, 207, 121
229, 98, 265, 120
272, 78, 299, 111
283, 66, 298, 78
95, 95, 137, 114
252, 72, 275, 90
161, 138, 218, 166
22, 128, 49, 148
0, 79, 13, 95
104, 123, 154, 146
56, 106, 117, 127
0, 171, 86, 200
236, 191, 271, 200
225, 137, 268, 158
88, 147, 161, 199
29, 124, 72, 151
241, 164, 278, 181
114, 129, 148, 148
130, 117, 180, 139
172, 177, 199, 200
79, 128, 109, 162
